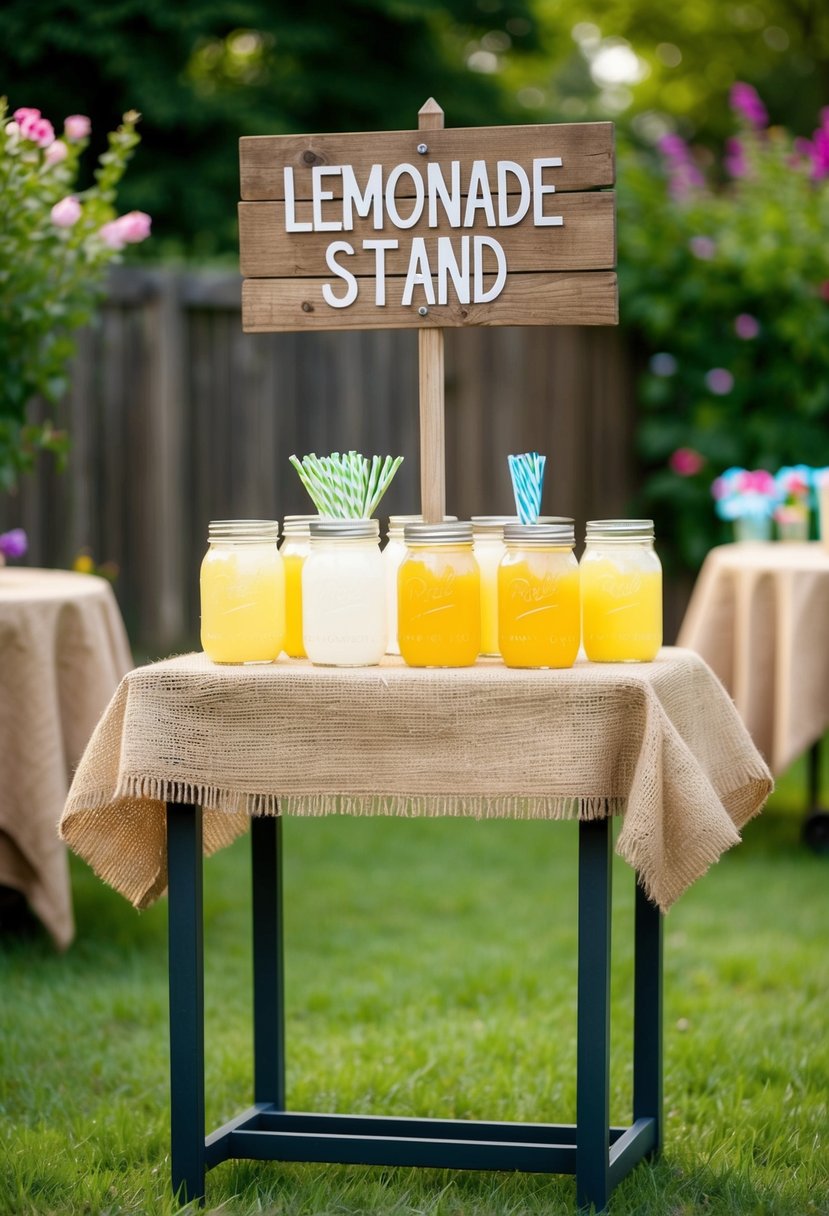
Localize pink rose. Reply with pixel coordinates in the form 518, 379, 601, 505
669, 447, 704, 477
13, 107, 40, 124
44, 139, 68, 165
18, 111, 55, 148
98, 220, 127, 250
116, 210, 152, 243
64, 114, 91, 141
50, 196, 82, 228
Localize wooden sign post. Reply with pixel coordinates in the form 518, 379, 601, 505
238, 101, 617, 521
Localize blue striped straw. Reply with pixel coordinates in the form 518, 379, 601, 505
508, 452, 546, 524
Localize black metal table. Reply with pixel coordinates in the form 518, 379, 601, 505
166, 803, 663, 1212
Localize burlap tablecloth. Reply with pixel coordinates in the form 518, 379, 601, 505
677, 543, 829, 774
60, 647, 770, 912
0, 569, 133, 947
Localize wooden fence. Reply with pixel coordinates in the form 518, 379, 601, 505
0, 266, 681, 657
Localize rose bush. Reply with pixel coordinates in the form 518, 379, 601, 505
0, 100, 150, 490
619, 87, 829, 570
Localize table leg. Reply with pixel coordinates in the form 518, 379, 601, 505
633, 879, 663, 1157
576, 815, 612, 1211
166, 802, 206, 1204
251, 815, 285, 1107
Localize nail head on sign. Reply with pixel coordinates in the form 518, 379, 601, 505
418, 306, 429, 316
417, 143, 429, 154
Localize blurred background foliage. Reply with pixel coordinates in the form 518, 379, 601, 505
3, 0, 829, 571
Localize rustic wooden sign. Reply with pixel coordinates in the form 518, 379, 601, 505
238, 100, 617, 520
239, 111, 616, 335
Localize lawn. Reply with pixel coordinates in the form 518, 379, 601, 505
1, 762, 828, 1216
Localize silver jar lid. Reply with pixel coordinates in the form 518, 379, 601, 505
208, 519, 280, 542
473, 515, 571, 537
585, 519, 655, 541
282, 514, 316, 536
404, 521, 473, 544
309, 518, 380, 539
504, 522, 575, 546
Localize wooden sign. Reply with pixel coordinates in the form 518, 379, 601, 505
239, 111, 616, 334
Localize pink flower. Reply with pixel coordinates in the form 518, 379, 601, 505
730, 82, 768, 129
669, 447, 704, 476
705, 368, 734, 395
16, 108, 55, 148
712, 476, 728, 500
50, 196, 82, 227
689, 236, 716, 260
724, 137, 748, 178
98, 211, 152, 249
13, 107, 40, 124
0, 528, 27, 559
735, 313, 760, 339
658, 133, 704, 198
64, 114, 91, 141
739, 470, 775, 495
44, 139, 68, 165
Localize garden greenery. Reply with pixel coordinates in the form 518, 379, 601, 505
619, 87, 829, 571
0, 100, 149, 491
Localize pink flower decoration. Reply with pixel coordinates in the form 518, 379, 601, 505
50, 196, 82, 228
739, 470, 775, 494
64, 114, 91, 141
730, 82, 768, 129
705, 368, 734, 395
669, 447, 704, 476
735, 313, 760, 339
689, 236, 716, 260
44, 139, 68, 165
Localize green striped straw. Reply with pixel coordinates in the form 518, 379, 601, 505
508, 452, 546, 524
289, 450, 403, 519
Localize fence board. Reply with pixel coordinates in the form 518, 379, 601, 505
0, 266, 654, 654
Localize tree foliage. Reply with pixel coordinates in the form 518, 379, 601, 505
1, 0, 538, 258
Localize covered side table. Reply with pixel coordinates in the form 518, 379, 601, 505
0, 568, 132, 947
60, 647, 770, 1210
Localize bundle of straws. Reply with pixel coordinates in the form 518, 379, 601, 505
508, 451, 546, 524
289, 451, 403, 518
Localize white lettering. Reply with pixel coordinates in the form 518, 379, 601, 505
312, 166, 343, 231
401, 237, 436, 305
427, 161, 462, 228
437, 236, 470, 304
497, 160, 531, 226
532, 157, 564, 227
385, 163, 425, 229
473, 235, 507, 303
283, 167, 312, 232
342, 163, 384, 230
322, 242, 358, 307
363, 239, 398, 305
463, 160, 496, 228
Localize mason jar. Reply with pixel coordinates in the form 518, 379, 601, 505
383, 514, 457, 655
398, 522, 480, 667
200, 520, 284, 664
302, 519, 386, 666
498, 522, 580, 669
280, 514, 315, 659
580, 520, 662, 662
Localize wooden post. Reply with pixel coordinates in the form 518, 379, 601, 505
417, 99, 446, 523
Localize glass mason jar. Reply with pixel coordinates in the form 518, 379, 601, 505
580, 520, 662, 662
498, 522, 580, 669
398, 522, 480, 667
280, 515, 315, 658
302, 519, 386, 666
200, 520, 284, 664
383, 514, 457, 655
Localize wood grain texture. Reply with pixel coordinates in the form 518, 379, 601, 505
418, 99, 446, 523
238, 192, 615, 278
241, 271, 618, 332
239, 122, 614, 201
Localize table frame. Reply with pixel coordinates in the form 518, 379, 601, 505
166, 803, 663, 1212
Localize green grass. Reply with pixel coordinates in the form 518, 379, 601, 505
1, 761, 828, 1216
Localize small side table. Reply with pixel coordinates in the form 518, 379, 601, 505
166, 805, 662, 1213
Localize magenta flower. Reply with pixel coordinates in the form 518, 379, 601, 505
689, 236, 716, 260
64, 114, 91, 141
44, 139, 68, 165
705, 368, 734, 395
724, 137, 748, 178
15, 107, 55, 148
735, 314, 760, 339
669, 447, 704, 476
658, 133, 704, 198
739, 470, 775, 495
730, 82, 768, 129
51, 196, 82, 228
0, 528, 28, 559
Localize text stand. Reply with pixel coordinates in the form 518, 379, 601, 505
417, 99, 447, 522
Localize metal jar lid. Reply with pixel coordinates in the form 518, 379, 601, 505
585, 519, 654, 541
282, 514, 316, 536
309, 518, 380, 540
473, 515, 572, 537
208, 519, 280, 542
504, 522, 575, 547
403, 521, 473, 545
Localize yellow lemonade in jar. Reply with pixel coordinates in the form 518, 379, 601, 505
498, 523, 580, 668
580, 520, 662, 662
280, 516, 314, 659
398, 523, 480, 667
200, 521, 285, 663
